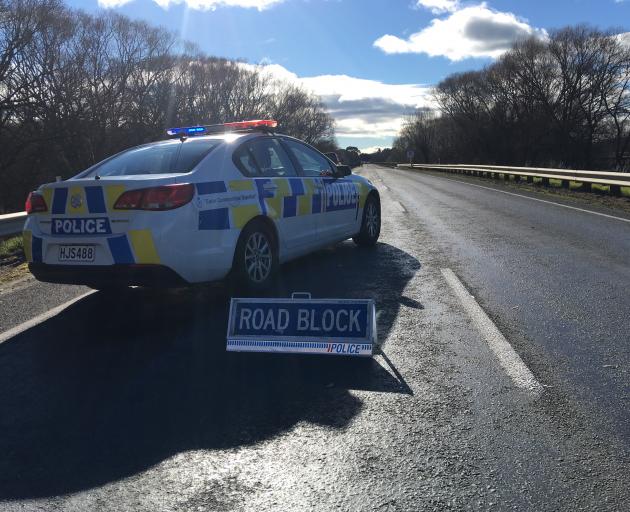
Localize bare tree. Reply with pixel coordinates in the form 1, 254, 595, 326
0, 0, 336, 212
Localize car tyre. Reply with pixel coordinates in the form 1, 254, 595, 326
232, 220, 278, 292
353, 195, 380, 247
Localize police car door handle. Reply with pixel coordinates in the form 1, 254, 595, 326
262, 182, 278, 195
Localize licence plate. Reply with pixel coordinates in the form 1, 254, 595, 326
58, 245, 95, 263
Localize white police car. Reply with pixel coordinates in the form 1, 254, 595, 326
23, 120, 381, 290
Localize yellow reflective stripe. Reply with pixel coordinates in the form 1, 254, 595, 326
358, 182, 368, 208
266, 197, 282, 219
265, 179, 289, 220
67, 186, 87, 215
275, 178, 290, 195
41, 188, 54, 213
23, 230, 32, 262
229, 180, 254, 191
105, 185, 126, 212
232, 204, 260, 229
298, 179, 314, 216
128, 230, 160, 264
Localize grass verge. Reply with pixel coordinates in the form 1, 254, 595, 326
0, 236, 24, 259
0, 235, 29, 286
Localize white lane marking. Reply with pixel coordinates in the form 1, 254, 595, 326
0, 290, 95, 345
411, 172, 630, 225
441, 268, 543, 395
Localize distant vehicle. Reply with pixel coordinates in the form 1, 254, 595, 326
325, 152, 341, 165
23, 120, 381, 291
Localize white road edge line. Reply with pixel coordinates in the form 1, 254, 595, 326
441, 268, 543, 395
0, 290, 95, 345
420, 172, 630, 224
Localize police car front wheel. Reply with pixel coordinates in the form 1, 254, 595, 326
233, 220, 278, 290
353, 195, 380, 247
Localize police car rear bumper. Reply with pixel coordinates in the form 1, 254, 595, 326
28, 263, 188, 288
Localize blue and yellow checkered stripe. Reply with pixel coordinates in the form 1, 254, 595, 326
23, 228, 160, 265
196, 178, 329, 231
107, 230, 161, 264
44, 185, 126, 215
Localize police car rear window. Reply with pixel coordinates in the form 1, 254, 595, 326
85, 139, 220, 177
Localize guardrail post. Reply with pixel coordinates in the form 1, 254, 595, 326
578, 182, 592, 193
561, 180, 570, 189
610, 184, 622, 196
526, 176, 534, 183
541, 177, 550, 186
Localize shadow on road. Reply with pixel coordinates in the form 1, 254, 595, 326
0, 241, 420, 499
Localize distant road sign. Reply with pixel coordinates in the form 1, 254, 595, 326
227, 296, 377, 356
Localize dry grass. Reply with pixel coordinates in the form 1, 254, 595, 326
0, 236, 23, 259
0, 262, 29, 285
0, 236, 29, 286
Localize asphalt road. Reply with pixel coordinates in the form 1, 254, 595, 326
0, 164, 628, 511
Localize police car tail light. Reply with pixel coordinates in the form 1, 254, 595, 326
25, 192, 48, 213
143, 184, 194, 210
114, 184, 194, 211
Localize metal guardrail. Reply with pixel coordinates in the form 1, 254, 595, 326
396, 163, 630, 195
0, 212, 27, 238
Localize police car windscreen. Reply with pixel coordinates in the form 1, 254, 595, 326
85, 139, 220, 177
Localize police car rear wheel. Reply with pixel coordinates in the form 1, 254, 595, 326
233, 221, 278, 290
353, 195, 380, 247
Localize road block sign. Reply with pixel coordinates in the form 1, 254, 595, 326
226, 295, 377, 356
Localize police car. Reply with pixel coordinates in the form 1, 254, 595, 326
23, 120, 381, 291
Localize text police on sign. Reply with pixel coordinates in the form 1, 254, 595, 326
226, 297, 377, 356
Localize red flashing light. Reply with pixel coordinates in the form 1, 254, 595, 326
25, 192, 48, 213
114, 184, 194, 211
223, 119, 277, 130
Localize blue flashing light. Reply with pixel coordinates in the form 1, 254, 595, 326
166, 126, 207, 136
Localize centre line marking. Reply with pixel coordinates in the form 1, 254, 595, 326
411, 171, 630, 225
0, 290, 95, 345
441, 268, 543, 395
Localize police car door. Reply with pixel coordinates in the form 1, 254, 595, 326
234, 137, 317, 255
282, 139, 357, 243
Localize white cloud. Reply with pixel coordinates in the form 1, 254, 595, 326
98, 0, 285, 10
98, 0, 133, 6
416, 0, 459, 14
247, 63, 434, 139
375, 2, 547, 61
617, 32, 630, 47
356, 145, 389, 154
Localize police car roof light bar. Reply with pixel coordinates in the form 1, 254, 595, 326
166, 119, 277, 138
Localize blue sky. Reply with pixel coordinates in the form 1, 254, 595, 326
67, 0, 630, 151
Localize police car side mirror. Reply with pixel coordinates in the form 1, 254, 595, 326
336, 165, 352, 177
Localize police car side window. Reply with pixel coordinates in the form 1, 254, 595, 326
282, 139, 333, 177
234, 145, 261, 177
233, 139, 297, 178
249, 138, 297, 177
